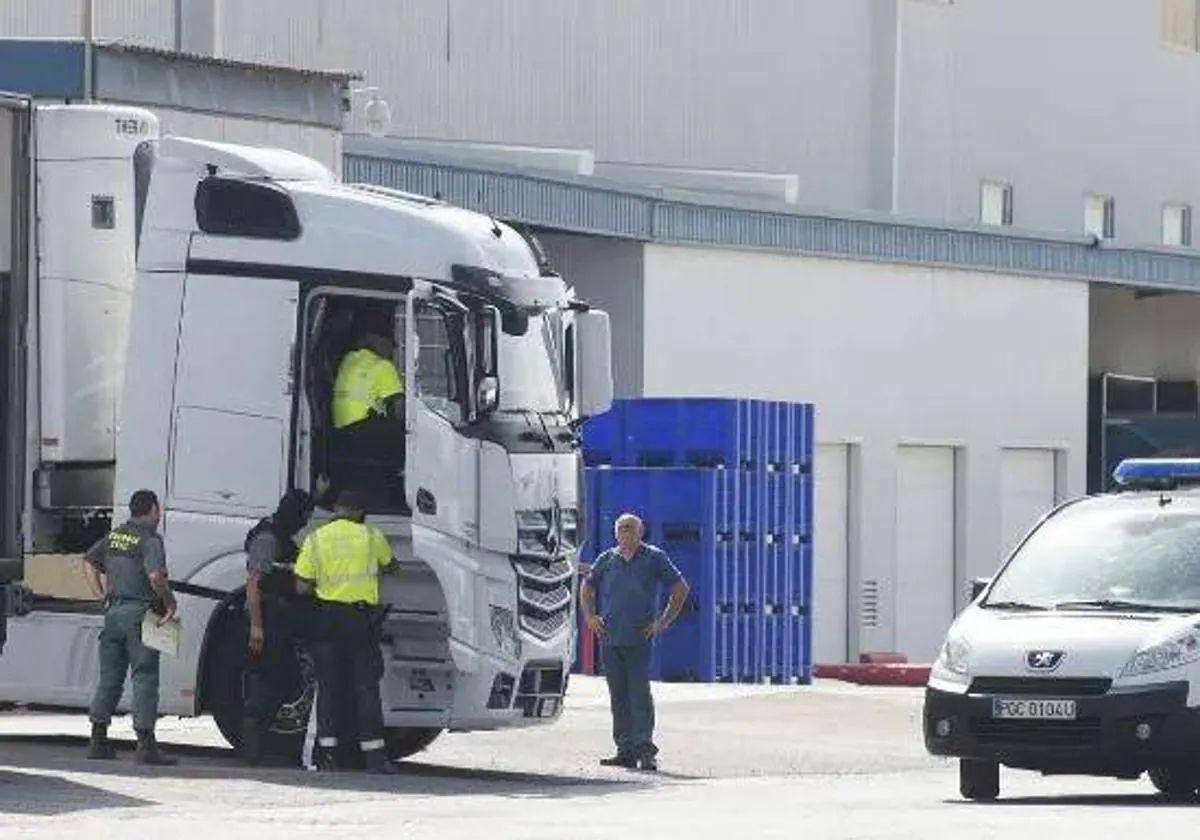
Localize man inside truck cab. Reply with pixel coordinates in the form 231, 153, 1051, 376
329, 312, 406, 509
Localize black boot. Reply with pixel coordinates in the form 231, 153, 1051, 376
86, 723, 116, 760
313, 743, 338, 772
134, 729, 178, 766
599, 753, 637, 768
242, 717, 265, 766
362, 747, 399, 776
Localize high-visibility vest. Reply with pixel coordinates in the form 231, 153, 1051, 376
294, 518, 392, 605
331, 348, 404, 429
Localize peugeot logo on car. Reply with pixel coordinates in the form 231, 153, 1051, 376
1026, 650, 1065, 671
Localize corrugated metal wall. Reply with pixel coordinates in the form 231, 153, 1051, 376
220, 0, 887, 213
0, 0, 174, 47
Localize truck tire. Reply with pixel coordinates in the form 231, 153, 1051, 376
959, 759, 1000, 801
204, 601, 315, 763
1149, 766, 1200, 801
385, 727, 442, 760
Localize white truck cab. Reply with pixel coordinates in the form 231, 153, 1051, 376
926, 458, 1200, 801
0, 103, 614, 761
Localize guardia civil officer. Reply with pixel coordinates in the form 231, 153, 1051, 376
82, 489, 179, 765
580, 513, 690, 772
241, 488, 314, 765
294, 490, 398, 774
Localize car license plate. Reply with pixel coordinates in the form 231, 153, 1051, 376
991, 698, 1076, 720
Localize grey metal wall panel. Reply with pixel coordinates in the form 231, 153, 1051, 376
0, 0, 83, 37
95, 0, 175, 47
896, 1, 1200, 245
0, 0, 173, 46
224, 0, 885, 213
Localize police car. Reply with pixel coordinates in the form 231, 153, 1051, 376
925, 458, 1200, 801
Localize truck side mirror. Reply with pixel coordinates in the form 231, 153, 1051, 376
573, 310, 613, 419
473, 306, 500, 418
970, 577, 992, 600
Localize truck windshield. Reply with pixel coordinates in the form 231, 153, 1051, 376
985, 504, 1200, 611
497, 311, 566, 414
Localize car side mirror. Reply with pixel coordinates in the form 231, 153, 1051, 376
970, 577, 992, 600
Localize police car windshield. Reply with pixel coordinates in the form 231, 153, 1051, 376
985, 502, 1200, 612
497, 311, 567, 414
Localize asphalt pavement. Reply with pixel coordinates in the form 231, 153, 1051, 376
0, 677, 1189, 838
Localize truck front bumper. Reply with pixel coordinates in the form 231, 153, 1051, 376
924, 681, 1200, 775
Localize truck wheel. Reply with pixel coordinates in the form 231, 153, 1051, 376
959, 759, 1000, 801
1149, 766, 1200, 801
385, 727, 442, 760
205, 602, 315, 763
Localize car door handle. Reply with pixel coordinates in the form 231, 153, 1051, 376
417, 488, 437, 515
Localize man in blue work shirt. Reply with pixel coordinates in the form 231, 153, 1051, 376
580, 513, 690, 771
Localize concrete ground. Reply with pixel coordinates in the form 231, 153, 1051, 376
0, 676, 1192, 838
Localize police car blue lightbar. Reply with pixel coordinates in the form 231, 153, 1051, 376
1112, 458, 1200, 489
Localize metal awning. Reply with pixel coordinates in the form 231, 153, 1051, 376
0, 38, 355, 128
345, 147, 1200, 293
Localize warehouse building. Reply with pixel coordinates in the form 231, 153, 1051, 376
345, 148, 1200, 663
6, 1, 1200, 664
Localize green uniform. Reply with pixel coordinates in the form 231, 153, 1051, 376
85, 520, 168, 730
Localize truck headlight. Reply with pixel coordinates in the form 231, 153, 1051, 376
490, 605, 522, 659
933, 636, 971, 678
1122, 625, 1200, 677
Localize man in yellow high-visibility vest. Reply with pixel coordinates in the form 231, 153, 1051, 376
295, 489, 398, 774
332, 325, 404, 432
329, 316, 407, 509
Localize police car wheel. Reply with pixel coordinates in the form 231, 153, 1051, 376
384, 727, 441, 761
959, 759, 1000, 801
1149, 766, 1200, 801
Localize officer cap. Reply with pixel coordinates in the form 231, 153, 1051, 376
335, 489, 367, 514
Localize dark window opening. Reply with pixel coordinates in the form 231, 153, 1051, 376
195, 177, 300, 240
91, 195, 114, 229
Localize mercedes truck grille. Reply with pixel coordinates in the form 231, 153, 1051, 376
513, 557, 573, 640
516, 507, 580, 559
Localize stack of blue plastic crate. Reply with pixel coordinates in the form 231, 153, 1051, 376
577, 398, 814, 684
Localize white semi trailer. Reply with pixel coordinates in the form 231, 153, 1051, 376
0, 99, 613, 759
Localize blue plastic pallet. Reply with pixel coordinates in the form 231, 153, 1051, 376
587, 467, 737, 682
577, 397, 815, 685
582, 398, 816, 472
623, 398, 761, 469
581, 402, 624, 467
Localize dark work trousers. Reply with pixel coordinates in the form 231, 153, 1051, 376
330, 417, 407, 510
334, 415, 405, 459
312, 601, 386, 753
243, 598, 303, 725
601, 642, 657, 759
89, 600, 160, 731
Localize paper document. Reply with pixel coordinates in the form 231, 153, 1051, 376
141, 613, 182, 657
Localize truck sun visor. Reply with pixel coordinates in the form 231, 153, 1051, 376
194, 177, 301, 240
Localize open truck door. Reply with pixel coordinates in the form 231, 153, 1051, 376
405, 283, 480, 545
